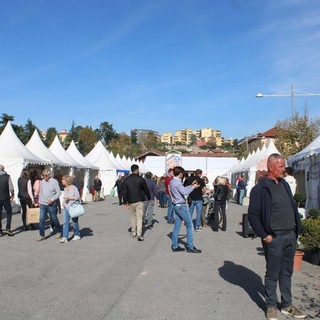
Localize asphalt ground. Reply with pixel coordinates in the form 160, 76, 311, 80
1, 197, 319, 320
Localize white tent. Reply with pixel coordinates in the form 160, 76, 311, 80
144, 155, 237, 186
288, 135, 320, 210
26, 130, 70, 168
85, 141, 118, 196
49, 136, 86, 172
67, 141, 99, 201
230, 140, 281, 196
0, 121, 51, 200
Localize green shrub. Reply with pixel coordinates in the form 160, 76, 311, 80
308, 208, 320, 219
294, 192, 305, 207
300, 218, 320, 250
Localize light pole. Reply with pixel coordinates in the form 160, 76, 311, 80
256, 83, 320, 117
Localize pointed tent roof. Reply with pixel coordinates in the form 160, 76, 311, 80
85, 141, 117, 170
256, 140, 281, 171
0, 121, 50, 165
67, 141, 99, 169
26, 130, 70, 167
288, 135, 320, 163
49, 136, 86, 168
109, 151, 125, 170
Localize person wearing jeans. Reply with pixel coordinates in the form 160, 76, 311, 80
248, 154, 305, 320
184, 169, 205, 231
60, 175, 81, 243
165, 168, 174, 223
37, 169, 61, 241
170, 166, 201, 254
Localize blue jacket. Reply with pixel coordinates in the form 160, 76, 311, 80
248, 177, 301, 239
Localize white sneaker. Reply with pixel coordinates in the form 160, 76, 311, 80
72, 235, 81, 241
59, 237, 68, 243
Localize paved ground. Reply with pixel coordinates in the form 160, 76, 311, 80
1, 198, 319, 320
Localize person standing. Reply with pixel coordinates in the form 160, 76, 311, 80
157, 176, 167, 208
184, 169, 206, 231
165, 168, 175, 224
122, 164, 151, 241
0, 164, 15, 236
284, 167, 297, 196
170, 166, 202, 253
114, 175, 124, 205
18, 169, 35, 231
143, 172, 159, 229
59, 175, 81, 243
211, 176, 229, 231
237, 175, 246, 205
37, 169, 61, 241
93, 175, 102, 202
248, 154, 305, 320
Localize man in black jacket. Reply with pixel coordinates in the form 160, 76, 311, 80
248, 154, 304, 320
0, 164, 15, 236
122, 164, 151, 241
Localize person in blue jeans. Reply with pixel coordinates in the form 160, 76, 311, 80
60, 175, 81, 243
37, 169, 61, 241
170, 166, 202, 253
165, 168, 174, 223
184, 169, 206, 231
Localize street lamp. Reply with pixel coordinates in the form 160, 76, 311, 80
256, 83, 320, 117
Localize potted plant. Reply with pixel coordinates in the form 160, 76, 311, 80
299, 210, 320, 266
294, 192, 306, 219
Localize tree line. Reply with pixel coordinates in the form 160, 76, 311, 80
1, 110, 319, 159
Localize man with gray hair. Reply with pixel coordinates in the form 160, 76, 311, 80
37, 169, 61, 241
248, 154, 305, 320
0, 164, 15, 236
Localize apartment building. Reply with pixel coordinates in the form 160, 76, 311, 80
161, 127, 222, 146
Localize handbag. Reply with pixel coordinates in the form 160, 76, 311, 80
69, 201, 85, 218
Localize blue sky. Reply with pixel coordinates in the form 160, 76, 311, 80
1, 0, 320, 140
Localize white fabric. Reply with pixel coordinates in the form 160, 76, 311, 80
26, 130, 70, 167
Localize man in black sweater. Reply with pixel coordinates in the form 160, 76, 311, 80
0, 164, 15, 236
122, 164, 151, 241
248, 154, 304, 320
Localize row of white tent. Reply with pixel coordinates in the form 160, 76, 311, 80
228, 139, 281, 195
288, 135, 320, 210
0, 121, 149, 201
229, 136, 320, 210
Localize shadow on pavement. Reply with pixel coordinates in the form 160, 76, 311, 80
218, 260, 265, 311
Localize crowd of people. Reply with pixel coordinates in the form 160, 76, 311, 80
0, 156, 306, 319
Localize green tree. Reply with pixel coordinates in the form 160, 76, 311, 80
108, 133, 143, 158
44, 127, 58, 147
78, 126, 98, 155
20, 119, 39, 144
95, 121, 118, 145
0, 113, 24, 139
64, 121, 83, 148
275, 111, 320, 157
143, 132, 158, 149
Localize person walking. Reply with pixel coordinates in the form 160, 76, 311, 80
59, 175, 81, 243
37, 169, 61, 241
122, 164, 151, 241
93, 175, 102, 201
170, 166, 202, 253
0, 164, 15, 236
143, 172, 159, 229
114, 175, 124, 205
248, 154, 305, 320
17, 169, 35, 231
